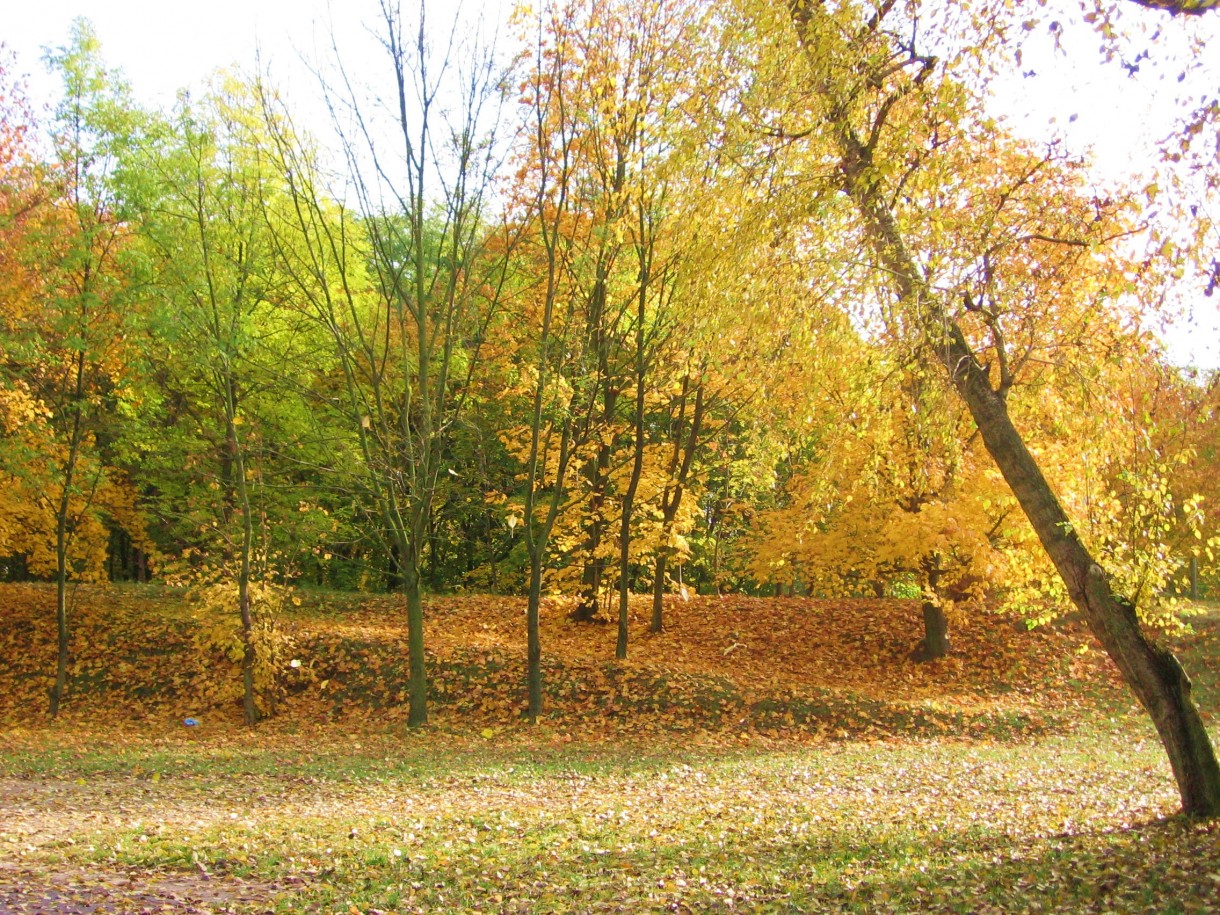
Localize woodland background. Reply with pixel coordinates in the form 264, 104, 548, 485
3, 0, 1220, 910
0, 0, 1218, 738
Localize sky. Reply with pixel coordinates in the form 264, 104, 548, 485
1, 0, 337, 108
2, 0, 1217, 369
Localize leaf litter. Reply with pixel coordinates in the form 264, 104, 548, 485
1, 584, 1218, 912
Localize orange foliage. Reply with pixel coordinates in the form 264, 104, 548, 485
0, 584, 1121, 738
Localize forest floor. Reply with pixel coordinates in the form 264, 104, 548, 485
1, 583, 1218, 912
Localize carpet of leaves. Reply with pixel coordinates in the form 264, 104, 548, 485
2, 733, 1218, 913
1, 584, 1218, 913
0, 583, 1130, 737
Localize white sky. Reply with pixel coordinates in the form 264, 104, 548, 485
2, 0, 1217, 369
2, 0, 339, 109
984, 5, 1220, 372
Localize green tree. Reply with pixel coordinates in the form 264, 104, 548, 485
262, 0, 513, 726
129, 80, 318, 723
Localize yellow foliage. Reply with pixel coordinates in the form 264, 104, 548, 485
188, 575, 308, 716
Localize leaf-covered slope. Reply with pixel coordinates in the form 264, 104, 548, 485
0, 583, 1143, 736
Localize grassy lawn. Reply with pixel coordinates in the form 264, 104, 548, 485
3, 725, 1218, 913
2, 588, 1218, 912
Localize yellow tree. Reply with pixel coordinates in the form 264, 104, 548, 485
749, 353, 1045, 658
763, 0, 1220, 815
1, 26, 150, 716
0, 56, 55, 571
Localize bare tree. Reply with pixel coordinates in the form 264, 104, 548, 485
262, 0, 513, 726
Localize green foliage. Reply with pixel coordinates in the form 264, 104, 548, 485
1, 5, 1213, 630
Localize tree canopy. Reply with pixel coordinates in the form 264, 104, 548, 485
1, 0, 1218, 813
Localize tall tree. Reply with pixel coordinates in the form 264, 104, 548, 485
8, 23, 147, 716
263, 0, 512, 726
773, 0, 1220, 816
131, 81, 304, 724
506, 0, 596, 719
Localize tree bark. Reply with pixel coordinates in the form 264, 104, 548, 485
405, 565, 428, 728
651, 377, 705, 632
49, 353, 87, 719
651, 551, 670, 633
228, 388, 260, 727
527, 558, 544, 721
573, 387, 615, 623
574, 139, 630, 624
919, 603, 949, 660
916, 564, 949, 660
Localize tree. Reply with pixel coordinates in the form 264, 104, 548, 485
130, 80, 312, 724
5, 23, 149, 716
262, 0, 512, 726
773, 0, 1220, 816
0, 55, 50, 567
503, 0, 601, 719
749, 353, 1044, 659
1125, 0, 1220, 14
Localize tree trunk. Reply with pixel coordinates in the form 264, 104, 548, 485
651, 377, 705, 632
239, 579, 258, 725
573, 422, 613, 623
1190, 556, 1199, 601
617, 276, 650, 659
920, 601, 949, 661
229, 405, 261, 727
617, 443, 644, 659
652, 550, 670, 633
944, 332, 1220, 815
527, 560, 544, 723
49, 369, 85, 719
51, 475, 74, 717
574, 140, 628, 624
787, 0, 1220, 808
917, 564, 949, 660
403, 558, 428, 728
50, 569, 69, 718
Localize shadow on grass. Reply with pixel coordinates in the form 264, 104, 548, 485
762, 816, 1220, 914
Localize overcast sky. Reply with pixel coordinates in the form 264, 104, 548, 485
2, 0, 334, 106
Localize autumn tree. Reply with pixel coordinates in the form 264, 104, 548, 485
763, 0, 1220, 815
1057, 354, 1220, 610
501, 0, 600, 719
125, 80, 321, 724
0, 55, 52, 572
261, 0, 513, 726
2, 24, 150, 716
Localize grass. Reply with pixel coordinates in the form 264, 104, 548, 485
1, 588, 1219, 912
2, 725, 1217, 912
